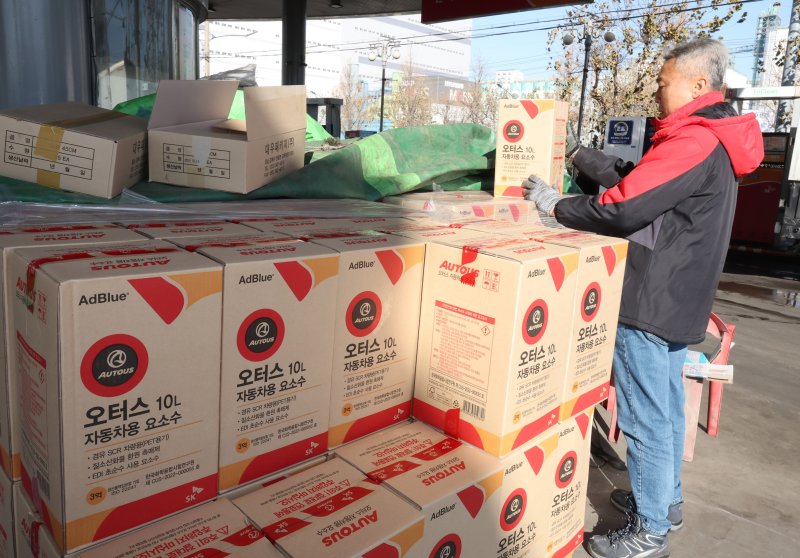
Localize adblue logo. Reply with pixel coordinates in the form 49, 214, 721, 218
346, 291, 382, 337
581, 282, 602, 322
80, 334, 148, 397
428, 534, 462, 558
503, 120, 524, 143
238, 309, 285, 361
522, 299, 548, 345
555, 451, 578, 488
500, 488, 527, 531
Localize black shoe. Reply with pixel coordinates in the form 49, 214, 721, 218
587, 513, 670, 558
610, 489, 684, 531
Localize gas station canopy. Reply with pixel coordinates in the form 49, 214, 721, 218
205, 0, 587, 22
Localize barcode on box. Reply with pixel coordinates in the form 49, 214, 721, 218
462, 400, 485, 420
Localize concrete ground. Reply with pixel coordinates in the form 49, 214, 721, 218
575, 255, 800, 557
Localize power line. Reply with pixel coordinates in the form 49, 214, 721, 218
206, 0, 760, 59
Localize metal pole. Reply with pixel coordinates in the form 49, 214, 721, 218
282, 0, 306, 85
379, 65, 386, 132
776, 0, 800, 131
577, 32, 592, 141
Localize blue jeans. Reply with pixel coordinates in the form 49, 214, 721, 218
613, 324, 688, 535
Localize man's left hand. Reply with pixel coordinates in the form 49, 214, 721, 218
522, 175, 561, 216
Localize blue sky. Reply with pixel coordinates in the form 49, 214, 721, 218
470, 0, 793, 81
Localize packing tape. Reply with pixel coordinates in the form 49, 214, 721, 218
33, 110, 128, 189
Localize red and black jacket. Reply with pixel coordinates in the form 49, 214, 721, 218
554, 92, 763, 344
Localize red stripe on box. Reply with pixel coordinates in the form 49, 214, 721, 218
239, 432, 327, 486
263, 516, 312, 542
511, 405, 560, 451
93, 474, 217, 542
342, 401, 412, 444
552, 529, 584, 558
567, 382, 610, 419
367, 460, 420, 482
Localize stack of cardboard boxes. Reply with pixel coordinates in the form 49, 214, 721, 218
0, 93, 625, 557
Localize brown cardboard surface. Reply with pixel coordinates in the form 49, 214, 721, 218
0, 102, 147, 198
531, 231, 627, 420
0, 470, 12, 558
148, 82, 306, 194
193, 239, 338, 492
9, 240, 223, 552
335, 421, 505, 557
123, 220, 260, 240
79, 499, 281, 558
494, 99, 568, 198
491, 429, 562, 558
546, 410, 593, 558
232, 456, 423, 557
413, 236, 579, 457
222, 455, 329, 501
0, 226, 147, 481
307, 235, 426, 448
13, 484, 62, 558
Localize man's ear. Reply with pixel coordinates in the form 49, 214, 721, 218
693, 76, 709, 98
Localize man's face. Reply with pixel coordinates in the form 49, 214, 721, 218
655, 58, 699, 118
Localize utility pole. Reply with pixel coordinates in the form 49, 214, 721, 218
369, 39, 401, 132
776, 0, 800, 131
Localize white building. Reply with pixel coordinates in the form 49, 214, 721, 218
200, 15, 473, 99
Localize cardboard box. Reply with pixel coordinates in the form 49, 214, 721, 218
13, 483, 63, 558
124, 220, 261, 240
545, 410, 593, 558
0, 102, 147, 198
223, 455, 329, 501
308, 235, 426, 448
386, 225, 497, 245
246, 217, 413, 235
164, 232, 300, 251
462, 220, 558, 237
191, 238, 338, 492
412, 237, 579, 456
0, 470, 12, 558
9, 241, 223, 552
494, 99, 568, 198
490, 429, 562, 558
532, 231, 627, 420
148, 80, 306, 194
0, 226, 146, 480
336, 421, 505, 558
232, 456, 424, 557
79, 498, 282, 558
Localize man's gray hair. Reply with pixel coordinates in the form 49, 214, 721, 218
664, 38, 728, 90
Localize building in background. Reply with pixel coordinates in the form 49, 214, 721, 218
200, 15, 472, 130
746, 7, 790, 131
752, 2, 783, 86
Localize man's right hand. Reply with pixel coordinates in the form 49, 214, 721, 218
522, 175, 562, 217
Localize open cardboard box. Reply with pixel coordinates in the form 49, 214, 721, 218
148, 80, 306, 194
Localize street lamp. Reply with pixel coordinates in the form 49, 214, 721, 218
368, 38, 401, 132
563, 27, 616, 143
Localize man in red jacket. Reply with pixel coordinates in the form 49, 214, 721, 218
524, 38, 763, 558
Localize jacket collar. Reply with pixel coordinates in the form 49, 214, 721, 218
655, 91, 726, 131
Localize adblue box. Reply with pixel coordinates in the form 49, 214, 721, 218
9, 240, 223, 552
232, 456, 424, 557
336, 421, 504, 558
413, 236, 578, 456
